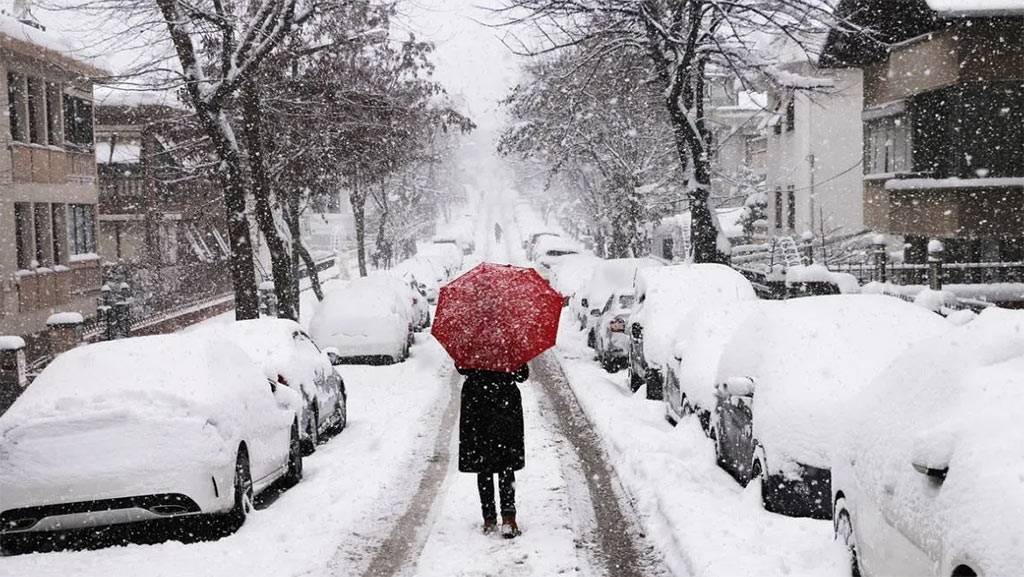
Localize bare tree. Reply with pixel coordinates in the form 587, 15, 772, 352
495, 0, 845, 263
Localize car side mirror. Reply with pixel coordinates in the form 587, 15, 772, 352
718, 376, 755, 398
324, 347, 342, 366
590, 308, 601, 317
912, 461, 948, 481
581, 298, 589, 308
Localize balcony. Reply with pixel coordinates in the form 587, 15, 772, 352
9, 143, 96, 186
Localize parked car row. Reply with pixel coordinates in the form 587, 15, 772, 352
543, 244, 1022, 577
0, 319, 349, 551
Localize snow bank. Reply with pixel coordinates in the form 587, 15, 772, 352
634, 264, 756, 370
715, 295, 950, 472
837, 308, 1024, 577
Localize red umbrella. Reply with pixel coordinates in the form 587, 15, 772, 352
432, 262, 563, 372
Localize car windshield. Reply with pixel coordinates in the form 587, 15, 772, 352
3, 3, 1016, 576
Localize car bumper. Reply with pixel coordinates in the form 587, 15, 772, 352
324, 336, 406, 360
0, 420, 235, 534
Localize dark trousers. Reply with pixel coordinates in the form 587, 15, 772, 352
477, 470, 515, 521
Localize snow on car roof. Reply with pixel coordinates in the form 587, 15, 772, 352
926, 0, 1024, 15
193, 318, 323, 388
548, 253, 601, 296
0, 334, 267, 430
634, 263, 756, 367
674, 300, 764, 411
584, 258, 663, 308
840, 308, 1024, 576
715, 294, 950, 471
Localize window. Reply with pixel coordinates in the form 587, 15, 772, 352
26, 77, 42, 144
33, 203, 51, 266
50, 204, 64, 264
63, 95, 93, 148
785, 98, 796, 132
157, 221, 179, 265
864, 114, 912, 174
774, 189, 783, 229
46, 83, 62, 146
787, 186, 796, 230
662, 237, 674, 261
14, 202, 33, 269
7, 72, 24, 142
67, 204, 96, 255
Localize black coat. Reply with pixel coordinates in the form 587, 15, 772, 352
457, 366, 528, 473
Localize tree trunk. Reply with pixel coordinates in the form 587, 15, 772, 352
351, 177, 368, 277
204, 109, 260, 320
241, 83, 297, 320
296, 240, 325, 301
284, 190, 303, 313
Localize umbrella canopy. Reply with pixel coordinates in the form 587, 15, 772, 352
432, 262, 563, 372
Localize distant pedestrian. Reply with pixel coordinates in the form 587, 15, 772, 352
457, 364, 528, 538
494, 222, 503, 243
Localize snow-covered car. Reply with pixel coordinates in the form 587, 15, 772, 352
420, 242, 464, 278
548, 253, 601, 309
433, 234, 474, 256
533, 236, 580, 271
194, 318, 347, 454
663, 301, 762, 431
627, 264, 755, 400
590, 291, 636, 372
579, 258, 662, 333
356, 273, 430, 333
524, 231, 560, 260
394, 257, 445, 303
309, 282, 414, 365
712, 295, 950, 519
0, 335, 303, 546
832, 308, 1024, 577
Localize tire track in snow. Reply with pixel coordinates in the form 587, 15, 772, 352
530, 354, 670, 577
332, 369, 461, 577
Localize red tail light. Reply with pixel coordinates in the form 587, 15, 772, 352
277, 374, 289, 386
609, 318, 626, 333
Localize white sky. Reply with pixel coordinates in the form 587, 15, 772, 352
398, 0, 522, 132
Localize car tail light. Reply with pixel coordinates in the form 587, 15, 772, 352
277, 374, 289, 386
609, 317, 626, 333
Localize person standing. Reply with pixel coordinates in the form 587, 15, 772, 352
457, 364, 528, 538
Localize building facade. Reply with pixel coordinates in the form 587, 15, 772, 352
0, 17, 104, 342
765, 63, 866, 240
94, 102, 232, 318
823, 0, 1024, 263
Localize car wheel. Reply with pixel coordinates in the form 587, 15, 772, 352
711, 421, 729, 469
629, 368, 643, 393
302, 405, 319, 456
225, 448, 253, 531
645, 370, 663, 400
334, 395, 347, 432
834, 501, 863, 577
283, 421, 303, 486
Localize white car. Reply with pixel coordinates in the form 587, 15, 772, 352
712, 295, 950, 519
590, 290, 636, 372
394, 257, 445, 303
664, 301, 763, 431
627, 264, 756, 400
579, 258, 662, 333
309, 283, 414, 365
361, 273, 431, 332
0, 335, 303, 548
420, 242, 464, 278
533, 236, 580, 271
194, 318, 347, 454
832, 308, 1024, 577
